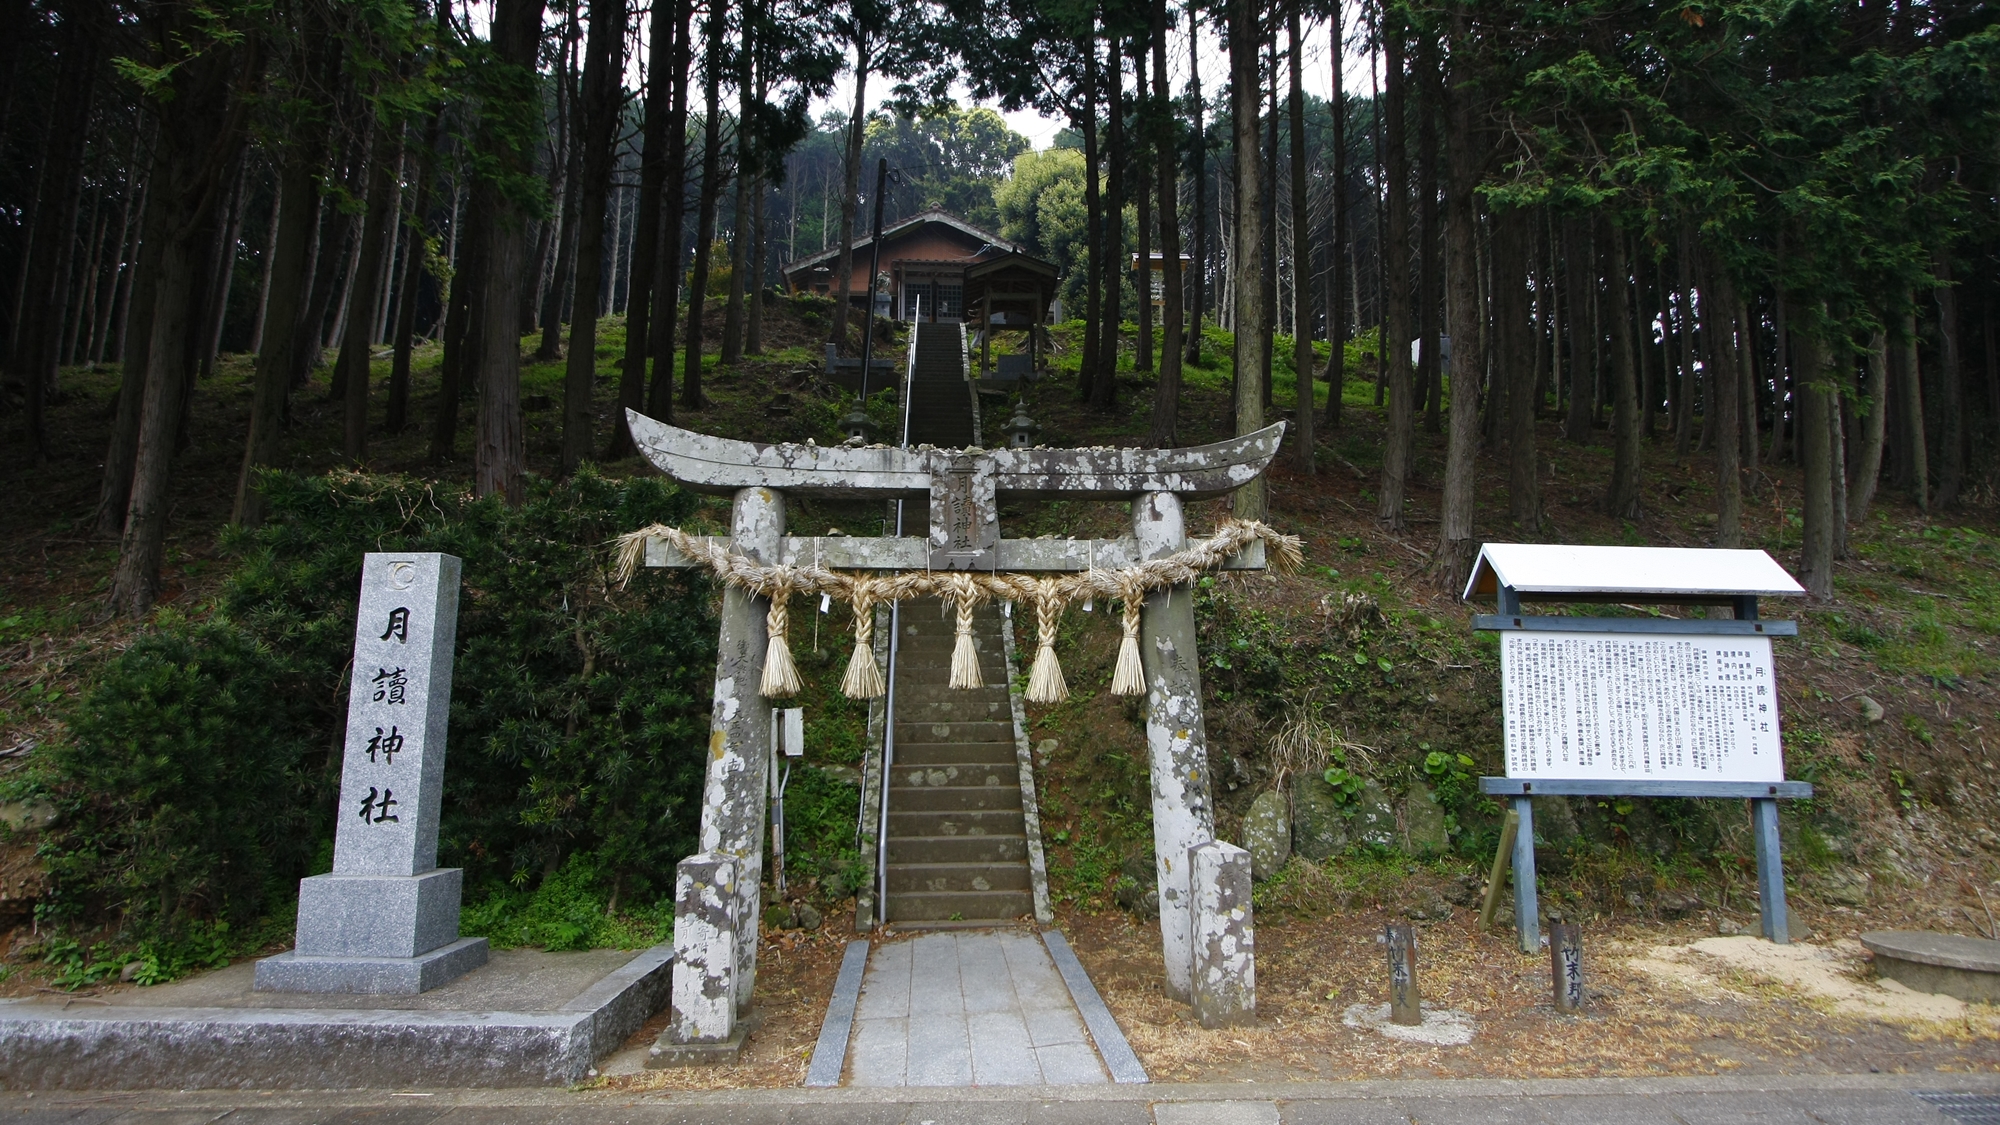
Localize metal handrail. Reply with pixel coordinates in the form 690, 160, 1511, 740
875, 296, 921, 922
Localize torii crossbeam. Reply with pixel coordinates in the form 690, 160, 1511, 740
631, 410, 1284, 1055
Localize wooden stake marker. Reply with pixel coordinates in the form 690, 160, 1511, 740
1551, 922, 1583, 1013
1386, 923, 1420, 1026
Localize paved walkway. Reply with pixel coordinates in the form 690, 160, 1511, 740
847, 931, 1107, 1086
1, 1075, 1994, 1124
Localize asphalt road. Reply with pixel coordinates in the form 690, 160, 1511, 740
1, 1075, 1996, 1125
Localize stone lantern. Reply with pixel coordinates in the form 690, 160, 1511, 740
1002, 403, 1041, 449
840, 406, 878, 444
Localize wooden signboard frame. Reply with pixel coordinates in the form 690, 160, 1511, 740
1465, 546, 1812, 953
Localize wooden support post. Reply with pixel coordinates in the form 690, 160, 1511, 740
981, 296, 992, 374
1550, 922, 1582, 1013
1512, 795, 1540, 954
1386, 923, 1420, 1026
1753, 797, 1790, 944
1478, 809, 1519, 930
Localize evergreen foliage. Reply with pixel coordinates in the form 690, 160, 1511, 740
19, 468, 717, 943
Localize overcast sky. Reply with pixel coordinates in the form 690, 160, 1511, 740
810, 2, 1376, 150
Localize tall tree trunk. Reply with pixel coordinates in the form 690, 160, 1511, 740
339, 123, 401, 463
474, 0, 551, 504
1260, 39, 1276, 407
95, 180, 164, 539
1415, 34, 1440, 434
746, 174, 766, 354
646, 0, 693, 420
1674, 235, 1697, 454
1740, 300, 1759, 478
1228, 0, 1267, 520
1562, 220, 1591, 442
682, 0, 725, 410
8, 5, 98, 460
561, 0, 631, 474
827, 29, 870, 355
1710, 264, 1743, 548
1504, 214, 1539, 528
1132, 39, 1152, 378
1602, 225, 1642, 519
1322, 6, 1346, 430
721, 13, 752, 367
1145, 0, 1183, 446
1434, 0, 1483, 591
613, 0, 676, 453
110, 24, 254, 615
1896, 301, 1926, 510
538, 13, 584, 362
234, 149, 323, 526
1376, 15, 1413, 530
1077, 42, 1101, 403
1932, 249, 1965, 508
1093, 36, 1124, 412
390, 106, 445, 435
432, 203, 484, 461
1795, 312, 1835, 598
1286, 3, 1313, 471
1184, 12, 1204, 368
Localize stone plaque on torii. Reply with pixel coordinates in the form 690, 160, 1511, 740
627, 409, 1286, 1053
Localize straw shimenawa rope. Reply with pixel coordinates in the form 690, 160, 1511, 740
613, 520, 1302, 702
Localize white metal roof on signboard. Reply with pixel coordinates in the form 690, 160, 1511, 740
1461, 543, 1807, 601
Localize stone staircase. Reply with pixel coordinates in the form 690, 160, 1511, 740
903, 321, 977, 448
877, 319, 1033, 926
884, 603, 1033, 923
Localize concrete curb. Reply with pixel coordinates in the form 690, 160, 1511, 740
1041, 928, 1148, 1084
0, 943, 673, 1090
804, 939, 869, 1086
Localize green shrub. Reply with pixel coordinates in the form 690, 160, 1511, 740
29, 466, 719, 951
33, 617, 319, 934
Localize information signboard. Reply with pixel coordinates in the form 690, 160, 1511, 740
1500, 632, 1782, 784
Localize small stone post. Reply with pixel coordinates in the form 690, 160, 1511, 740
256, 553, 488, 994
667, 852, 738, 1045
1386, 923, 1420, 1026
1188, 840, 1255, 1028
1135, 491, 1219, 1003
676, 485, 782, 1031
1551, 922, 1583, 1013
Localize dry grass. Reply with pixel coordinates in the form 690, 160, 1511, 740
1059, 904, 2000, 1083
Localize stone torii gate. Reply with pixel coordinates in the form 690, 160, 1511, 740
629, 409, 1284, 1053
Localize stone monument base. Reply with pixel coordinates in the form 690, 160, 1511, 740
254, 935, 490, 994
647, 1009, 764, 1067
0, 945, 670, 1089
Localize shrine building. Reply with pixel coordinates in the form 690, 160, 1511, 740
780, 209, 1056, 326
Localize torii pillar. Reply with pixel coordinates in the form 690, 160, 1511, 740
1134, 491, 1217, 1002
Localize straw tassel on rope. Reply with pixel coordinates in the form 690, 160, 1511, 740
839, 582, 886, 699
761, 583, 803, 698
1109, 577, 1148, 697
940, 574, 987, 690
1024, 577, 1069, 704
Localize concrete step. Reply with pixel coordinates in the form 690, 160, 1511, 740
886, 834, 1027, 864
894, 720, 1015, 743
892, 741, 1018, 767
885, 889, 1033, 922
887, 809, 1026, 837
885, 862, 1032, 894
895, 682, 1010, 705
890, 762, 1020, 789
897, 697, 1012, 722
886, 784, 1023, 812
